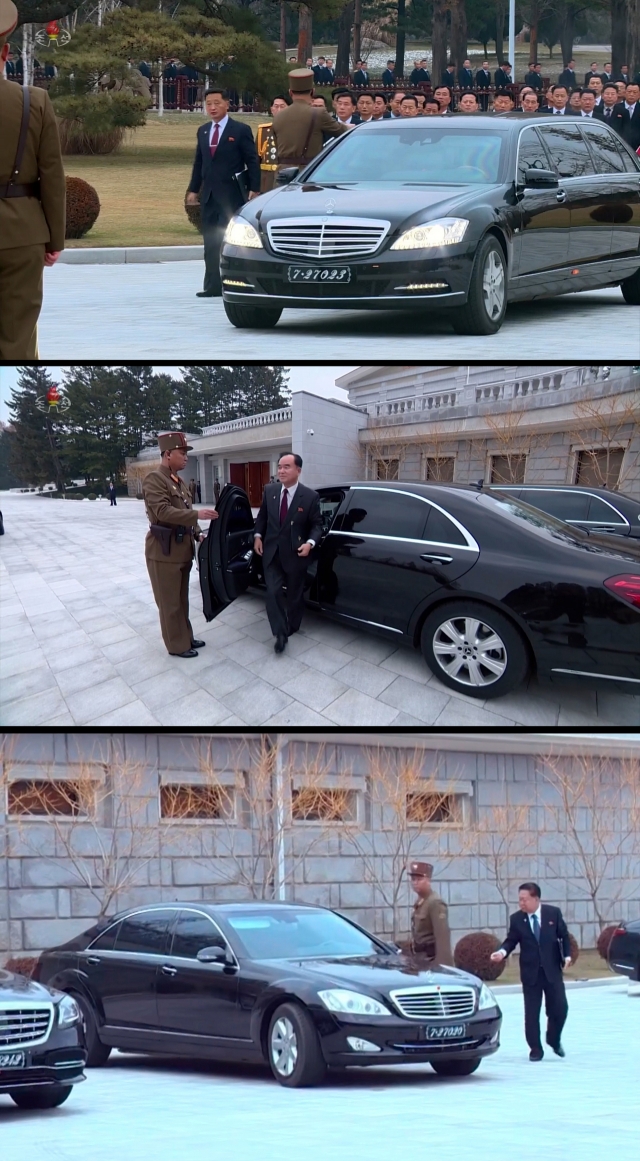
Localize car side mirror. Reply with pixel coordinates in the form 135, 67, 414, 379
197, 945, 232, 964
276, 167, 300, 185
523, 168, 559, 189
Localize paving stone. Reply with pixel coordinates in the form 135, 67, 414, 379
323, 688, 400, 725
0, 664, 58, 705
0, 646, 47, 679
150, 689, 229, 727
86, 700, 161, 726
281, 669, 349, 712
131, 669, 200, 711
64, 677, 137, 724
377, 675, 451, 723
55, 658, 120, 698
220, 677, 292, 724
0, 688, 70, 726
47, 644, 105, 674
296, 641, 354, 675
333, 656, 397, 698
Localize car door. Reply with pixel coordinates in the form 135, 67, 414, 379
199, 483, 256, 621
81, 909, 175, 1029
537, 122, 612, 266
517, 488, 592, 528
515, 125, 571, 278
600, 129, 640, 258
155, 909, 247, 1043
316, 487, 479, 633
583, 494, 632, 536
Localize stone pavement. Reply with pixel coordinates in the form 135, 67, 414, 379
0, 984, 637, 1161
1, 494, 637, 727
40, 260, 640, 360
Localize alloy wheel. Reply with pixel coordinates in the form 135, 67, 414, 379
432, 616, 508, 687
481, 250, 505, 320
270, 1016, 298, 1077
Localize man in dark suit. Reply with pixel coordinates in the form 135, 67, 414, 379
524, 62, 543, 89
186, 87, 260, 298
382, 60, 396, 88
618, 81, 640, 151
352, 60, 370, 87
324, 59, 335, 85
495, 61, 513, 89
475, 60, 492, 109
558, 59, 577, 89
491, 882, 571, 1060
312, 56, 326, 84
441, 62, 456, 87
600, 62, 613, 84
613, 64, 630, 84
253, 452, 322, 653
541, 84, 577, 115
595, 82, 623, 124
410, 58, 430, 85
458, 59, 474, 89
584, 61, 601, 86
138, 60, 152, 80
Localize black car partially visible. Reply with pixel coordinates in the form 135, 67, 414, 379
0, 968, 86, 1109
607, 920, 640, 981
485, 484, 640, 540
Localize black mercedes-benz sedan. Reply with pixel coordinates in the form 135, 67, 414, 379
198, 480, 640, 699
220, 115, 640, 334
35, 903, 502, 1088
607, 919, 640, 981
485, 484, 640, 540
0, 968, 86, 1109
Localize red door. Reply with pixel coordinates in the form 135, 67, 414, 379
229, 463, 246, 489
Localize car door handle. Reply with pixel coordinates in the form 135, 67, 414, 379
161, 965, 177, 976
556, 189, 567, 202
420, 553, 453, 564
86, 956, 101, 966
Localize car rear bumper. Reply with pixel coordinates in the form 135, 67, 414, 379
316, 1012, 502, 1066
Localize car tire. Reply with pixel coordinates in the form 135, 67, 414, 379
450, 235, 507, 335
74, 993, 112, 1067
10, 1084, 73, 1109
267, 1002, 327, 1088
620, 266, 640, 305
223, 301, 282, 328
420, 601, 530, 699
430, 1057, 482, 1077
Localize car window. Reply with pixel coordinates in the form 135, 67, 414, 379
318, 490, 345, 533
517, 126, 551, 184
170, 912, 227, 959
224, 908, 386, 960
537, 124, 595, 178
89, 922, 121, 951
309, 128, 506, 185
226, 495, 254, 534
114, 910, 175, 954
581, 126, 626, 174
587, 496, 628, 524
612, 137, 640, 173
423, 505, 469, 546
343, 489, 429, 539
519, 490, 591, 521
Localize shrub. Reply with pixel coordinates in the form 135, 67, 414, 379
87, 492, 97, 500
454, 932, 506, 981
567, 932, 580, 965
596, 925, 619, 960
54, 91, 148, 155
184, 190, 202, 235
4, 956, 38, 978
66, 176, 101, 239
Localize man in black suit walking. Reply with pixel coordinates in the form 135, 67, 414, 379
458, 59, 474, 89
495, 61, 513, 89
491, 882, 572, 1061
382, 60, 396, 88
253, 452, 322, 653
524, 62, 543, 89
558, 59, 577, 89
186, 88, 260, 298
352, 60, 370, 87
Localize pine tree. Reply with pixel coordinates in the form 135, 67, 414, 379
8, 367, 67, 489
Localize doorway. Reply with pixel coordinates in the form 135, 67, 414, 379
229, 461, 271, 507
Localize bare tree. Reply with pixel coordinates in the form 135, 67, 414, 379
568, 395, 640, 491
484, 407, 550, 484
358, 425, 412, 480
470, 803, 537, 930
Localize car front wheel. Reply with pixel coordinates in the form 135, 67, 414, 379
223, 301, 283, 328
267, 1003, 326, 1088
74, 993, 112, 1067
451, 236, 507, 335
420, 601, 530, 698
620, 266, 640, 305
10, 1084, 73, 1109
430, 1058, 482, 1077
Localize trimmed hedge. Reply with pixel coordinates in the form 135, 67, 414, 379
454, 931, 506, 981
596, 925, 619, 960
3, 956, 38, 978
184, 189, 202, 235
66, 175, 101, 239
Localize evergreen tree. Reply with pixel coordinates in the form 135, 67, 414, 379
178, 365, 291, 431
8, 367, 67, 489
0, 429, 22, 490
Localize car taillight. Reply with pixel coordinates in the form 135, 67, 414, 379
603, 574, 640, 608
613, 928, 626, 936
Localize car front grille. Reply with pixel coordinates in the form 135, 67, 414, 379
389, 986, 477, 1020
266, 217, 391, 259
0, 1003, 54, 1047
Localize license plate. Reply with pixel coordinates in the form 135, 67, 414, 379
0, 1051, 26, 1068
426, 1025, 466, 1040
287, 266, 351, 283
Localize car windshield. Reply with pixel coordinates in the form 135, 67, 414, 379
308, 127, 506, 185
224, 909, 386, 960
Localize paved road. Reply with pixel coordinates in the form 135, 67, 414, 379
0, 986, 637, 1161
40, 261, 640, 360
1, 494, 638, 727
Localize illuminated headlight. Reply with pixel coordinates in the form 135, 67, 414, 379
478, 983, 498, 1010
57, 994, 82, 1026
347, 1037, 382, 1052
224, 217, 263, 248
318, 989, 391, 1016
390, 218, 469, 250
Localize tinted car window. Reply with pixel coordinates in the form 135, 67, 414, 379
537, 124, 595, 178
318, 490, 345, 533
114, 910, 174, 954
224, 908, 386, 960
309, 128, 505, 185
343, 489, 428, 539
612, 137, 640, 173
581, 126, 626, 174
520, 490, 591, 521
587, 496, 628, 524
170, 912, 226, 958
423, 505, 468, 545
517, 127, 551, 184
89, 922, 121, 951
227, 496, 254, 534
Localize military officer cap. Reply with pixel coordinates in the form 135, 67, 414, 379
408, 861, 434, 879
0, 0, 18, 38
157, 431, 193, 453
288, 68, 315, 92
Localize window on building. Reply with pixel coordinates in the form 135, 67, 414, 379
406, 793, 462, 825
491, 455, 527, 485
159, 784, 234, 821
114, 910, 175, 955
374, 458, 399, 480
575, 448, 625, 489
424, 456, 455, 482
291, 787, 358, 823
7, 779, 92, 818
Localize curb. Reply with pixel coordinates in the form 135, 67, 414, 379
59, 245, 204, 265
492, 976, 625, 995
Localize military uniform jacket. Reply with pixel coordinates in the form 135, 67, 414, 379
142, 466, 202, 563
411, 891, 453, 965
271, 102, 348, 164
0, 77, 65, 251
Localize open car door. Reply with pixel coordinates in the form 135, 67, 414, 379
199, 484, 256, 621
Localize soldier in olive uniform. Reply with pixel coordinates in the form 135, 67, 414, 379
0, 0, 66, 359
271, 68, 349, 172
142, 432, 219, 658
408, 861, 453, 965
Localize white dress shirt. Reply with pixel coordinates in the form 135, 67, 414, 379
255, 481, 315, 547
209, 114, 228, 145
624, 102, 638, 115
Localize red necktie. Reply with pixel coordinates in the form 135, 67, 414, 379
279, 488, 289, 525
209, 123, 220, 158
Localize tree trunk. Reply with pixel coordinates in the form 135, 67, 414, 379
280, 2, 287, 56
529, 0, 540, 64
559, 2, 575, 67
395, 0, 406, 79
297, 5, 312, 63
630, 0, 640, 76
432, 0, 448, 82
22, 22, 34, 86
449, 0, 468, 70
353, 0, 362, 66
610, 0, 627, 74
495, 0, 505, 63
336, 0, 354, 78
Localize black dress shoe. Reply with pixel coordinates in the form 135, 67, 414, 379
170, 648, 198, 657
529, 1049, 544, 1061
274, 634, 287, 654
287, 626, 299, 635
191, 639, 206, 648
546, 1038, 565, 1057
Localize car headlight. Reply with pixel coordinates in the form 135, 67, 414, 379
390, 217, 469, 250
57, 994, 82, 1027
224, 217, 263, 249
478, 983, 498, 1010
318, 989, 391, 1016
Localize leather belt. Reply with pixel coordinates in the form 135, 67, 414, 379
0, 182, 40, 198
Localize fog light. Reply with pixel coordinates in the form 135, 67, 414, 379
346, 1037, 381, 1053
223, 279, 254, 288
395, 282, 449, 291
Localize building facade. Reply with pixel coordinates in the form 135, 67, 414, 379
2, 732, 638, 959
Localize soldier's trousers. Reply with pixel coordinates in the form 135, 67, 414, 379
146, 558, 194, 654
0, 244, 45, 359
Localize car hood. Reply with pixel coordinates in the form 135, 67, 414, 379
252, 183, 502, 231
0, 968, 57, 1002
272, 954, 481, 992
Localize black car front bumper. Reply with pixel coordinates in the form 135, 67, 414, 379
0, 1045, 87, 1093
314, 1010, 502, 1067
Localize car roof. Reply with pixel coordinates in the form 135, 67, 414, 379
110, 901, 322, 919
325, 480, 492, 506
357, 115, 516, 131
486, 483, 639, 504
